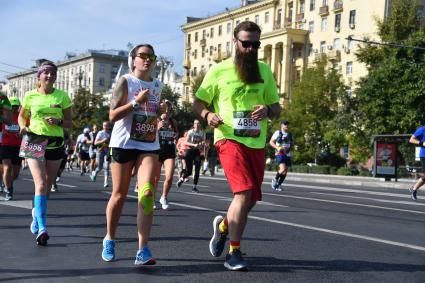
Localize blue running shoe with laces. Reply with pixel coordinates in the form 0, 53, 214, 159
134, 245, 156, 265
102, 239, 116, 262
30, 208, 39, 235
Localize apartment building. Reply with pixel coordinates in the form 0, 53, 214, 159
6, 49, 129, 101
181, 0, 417, 101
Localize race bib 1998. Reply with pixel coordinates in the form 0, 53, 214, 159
233, 111, 260, 137
19, 134, 48, 161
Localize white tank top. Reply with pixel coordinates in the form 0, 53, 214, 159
109, 74, 163, 151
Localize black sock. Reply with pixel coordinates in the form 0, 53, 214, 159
278, 173, 286, 185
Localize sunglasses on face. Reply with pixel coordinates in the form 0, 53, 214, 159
136, 53, 157, 61
237, 38, 261, 49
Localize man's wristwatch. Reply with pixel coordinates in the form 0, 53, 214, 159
131, 100, 139, 109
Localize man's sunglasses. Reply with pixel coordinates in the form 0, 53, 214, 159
237, 38, 261, 49
136, 53, 157, 61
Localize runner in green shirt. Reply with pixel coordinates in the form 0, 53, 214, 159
194, 21, 281, 271
18, 61, 72, 246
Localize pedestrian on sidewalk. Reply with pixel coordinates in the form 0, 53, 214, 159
269, 120, 293, 191
102, 43, 164, 266
408, 125, 425, 201
18, 60, 72, 246
193, 21, 281, 271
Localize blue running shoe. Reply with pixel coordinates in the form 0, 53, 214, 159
134, 246, 156, 266
102, 239, 116, 262
30, 208, 39, 235
224, 249, 248, 271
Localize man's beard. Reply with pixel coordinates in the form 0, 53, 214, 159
234, 48, 263, 84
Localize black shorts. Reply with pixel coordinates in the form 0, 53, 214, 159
0, 146, 22, 165
79, 151, 90, 161
45, 146, 65, 161
111, 147, 159, 164
159, 146, 176, 163
420, 157, 425, 173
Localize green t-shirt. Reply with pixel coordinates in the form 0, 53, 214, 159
195, 58, 280, 149
23, 89, 72, 137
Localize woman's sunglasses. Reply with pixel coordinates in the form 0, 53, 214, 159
237, 38, 261, 49
136, 53, 157, 61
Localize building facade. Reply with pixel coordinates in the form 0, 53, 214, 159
181, 0, 416, 102
6, 50, 129, 101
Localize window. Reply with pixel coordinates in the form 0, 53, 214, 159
202, 30, 206, 39
236, 20, 240, 26
99, 78, 105, 86
265, 11, 270, 23
321, 17, 327, 31
348, 36, 356, 50
308, 21, 314, 33
99, 64, 105, 73
193, 67, 197, 76
346, 61, 353, 74
323, 0, 328, 5
277, 8, 283, 24
217, 44, 222, 53
255, 15, 259, 24
310, 0, 315, 11
308, 43, 314, 56
300, 0, 305, 13
210, 27, 214, 38
335, 13, 341, 31
245, 17, 249, 21
187, 34, 191, 45
334, 38, 341, 50
194, 49, 197, 59
227, 23, 231, 34
299, 23, 305, 30
218, 25, 222, 36
112, 65, 118, 73
195, 32, 198, 42
226, 41, 231, 52
320, 41, 326, 53
202, 47, 205, 58
209, 45, 213, 56
349, 10, 356, 28
345, 87, 353, 98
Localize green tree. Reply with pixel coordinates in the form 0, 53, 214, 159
353, 0, 425, 162
72, 88, 109, 135
277, 58, 347, 165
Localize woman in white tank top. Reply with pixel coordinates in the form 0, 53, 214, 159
102, 44, 164, 266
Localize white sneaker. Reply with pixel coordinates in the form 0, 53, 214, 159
159, 196, 169, 210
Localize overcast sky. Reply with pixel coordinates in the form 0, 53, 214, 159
0, 0, 240, 81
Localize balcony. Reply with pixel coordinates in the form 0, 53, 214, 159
295, 13, 304, 22
200, 38, 206, 47
333, 0, 343, 12
183, 59, 191, 69
327, 50, 341, 62
182, 75, 190, 84
319, 5, 329, 16
221, 50, 231, 60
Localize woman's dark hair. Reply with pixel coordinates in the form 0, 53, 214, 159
233, 21, 261, 38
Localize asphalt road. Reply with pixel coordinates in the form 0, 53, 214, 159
0, 168, 424, 282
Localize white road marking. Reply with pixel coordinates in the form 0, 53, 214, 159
265, 192, 425, 214
0, 199, 32, 209
104, 191, 425, 253
23, 178, 77, 188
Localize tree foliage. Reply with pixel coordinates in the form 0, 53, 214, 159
71, 88, 109, 135
353, 0, 425, 161
276, 58, 348, 165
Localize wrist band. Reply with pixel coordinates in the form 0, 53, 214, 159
204, 111, 211, 121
